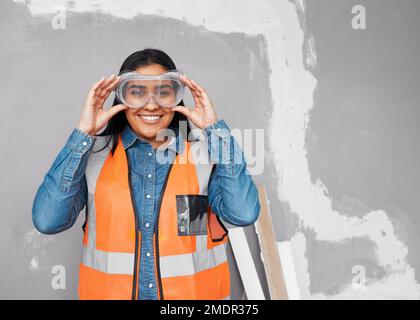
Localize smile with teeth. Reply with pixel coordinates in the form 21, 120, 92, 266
139, 115, 163, 122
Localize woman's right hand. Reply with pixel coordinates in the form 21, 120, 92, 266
77, 74, 128, 136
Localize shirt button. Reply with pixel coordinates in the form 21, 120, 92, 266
148, 174, 152, 178
146, 194, 151, 199
145, 223, 150, 228
148, 152, 152, 156
149, 283, 153, 288
146, 252, 151, 257
82, 141, 87, 146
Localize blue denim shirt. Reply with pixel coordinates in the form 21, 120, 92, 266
32, 119, 260, 300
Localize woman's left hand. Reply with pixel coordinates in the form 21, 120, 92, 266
172, 74, 218, 129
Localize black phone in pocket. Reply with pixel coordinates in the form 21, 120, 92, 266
176, 195, 209, 236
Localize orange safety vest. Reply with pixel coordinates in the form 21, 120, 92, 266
78, 133, 230, 300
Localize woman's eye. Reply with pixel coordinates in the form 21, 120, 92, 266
159, 91, 172, 96
130, 90, 145, 96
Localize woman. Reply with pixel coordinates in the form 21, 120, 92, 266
32, 48, 260, 300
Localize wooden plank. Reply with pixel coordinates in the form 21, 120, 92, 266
229, 227, 265, 300
255, 185, 288, 299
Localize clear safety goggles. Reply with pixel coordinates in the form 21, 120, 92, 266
115, 69, 186, 109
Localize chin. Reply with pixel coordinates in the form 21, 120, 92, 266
137, 123, 170, 139
139, 129, 160, 139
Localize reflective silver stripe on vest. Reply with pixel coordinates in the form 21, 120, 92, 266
159, 242, 227, 278
86, 193, 96, 251
196, 234, 208, 252
82, 245, 134, 274
85, 135, 111, 251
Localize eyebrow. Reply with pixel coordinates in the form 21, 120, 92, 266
128, 84, 146, 90
157, 84, 174, 90
128, 84, 174, 90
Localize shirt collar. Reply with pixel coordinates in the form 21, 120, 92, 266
121, 124, 185, 155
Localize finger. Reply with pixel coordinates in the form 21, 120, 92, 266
92, 76, 106, 90
190, 82, 212, 107
107, 104, 128, 118
187, 83, 203, 100
192, 93, 202, 108
96, 74, 116, 92
93, 75, 119, 109
93, 96, 106, 109
179, 74, 201, 96
178, 74, 188, 84
95, 74, 117, 98
88, 77, 105, 100
181, 78, 203, 102
99, 76, 120, 98
189, 87, 202, 103
190, 79, 207, 97
102, 73, 117, 87
188, 83, 208, 107
93, 83, 117, 109
172, 105, 193, 118
179, 76, 212, 110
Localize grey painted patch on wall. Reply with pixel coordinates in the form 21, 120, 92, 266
0, 0, 276, 298
304, 228, 386, 295
304, 0, 420, 290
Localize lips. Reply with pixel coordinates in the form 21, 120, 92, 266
137, 114, 164, 123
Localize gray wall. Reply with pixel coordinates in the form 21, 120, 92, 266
0, 0, 419, 299
302, 0, 420, 298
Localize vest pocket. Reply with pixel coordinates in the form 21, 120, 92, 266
176, 195, 208, 236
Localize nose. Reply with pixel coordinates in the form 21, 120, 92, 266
143, 95, 160, 110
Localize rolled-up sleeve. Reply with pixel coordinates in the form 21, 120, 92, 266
32, 128, 95, 234
205, 120, 260, 226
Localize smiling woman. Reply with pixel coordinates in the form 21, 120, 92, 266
91, 50, 193, 152
120, 63, 181, 149
32, 48, 261, 300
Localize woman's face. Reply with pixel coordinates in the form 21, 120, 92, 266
124, 63, 175, 143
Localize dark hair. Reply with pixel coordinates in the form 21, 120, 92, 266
94, 48, 191, 155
